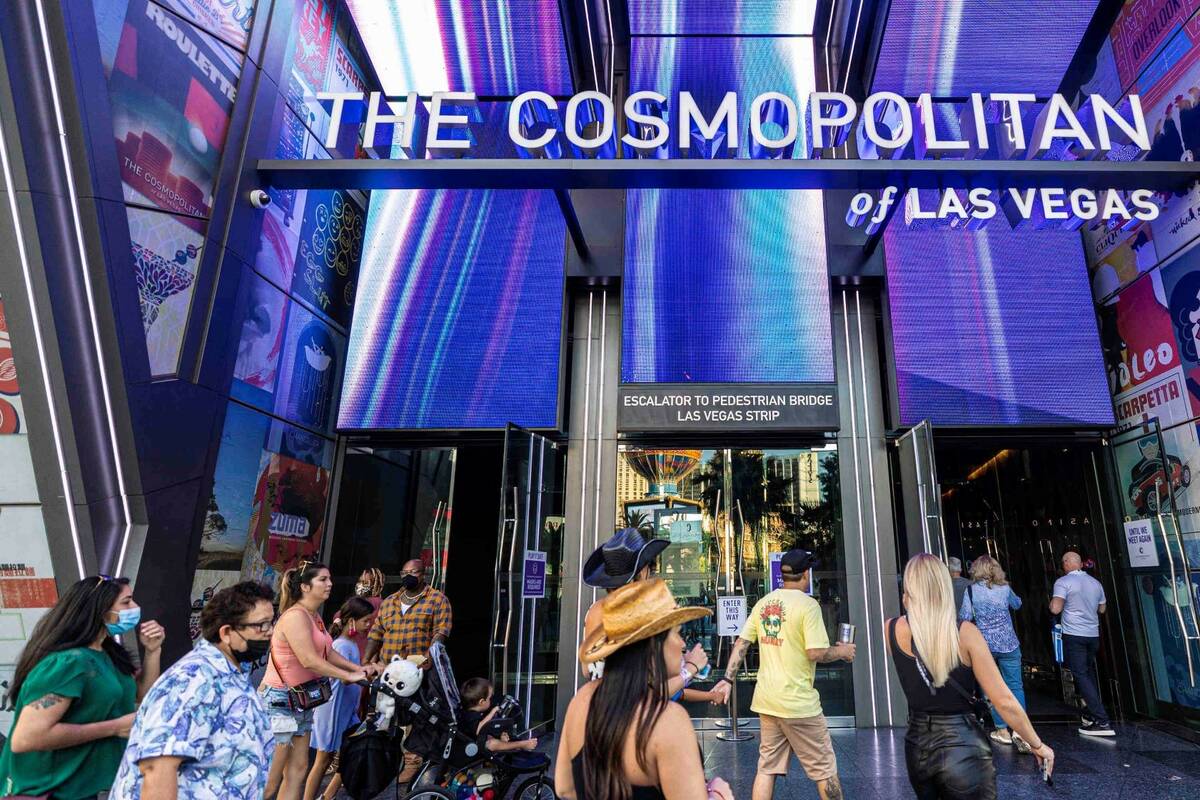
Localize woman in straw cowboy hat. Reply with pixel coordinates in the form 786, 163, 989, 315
555, 579, 734, 800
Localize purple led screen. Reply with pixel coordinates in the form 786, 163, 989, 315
628, 0, 818, 35
346, 0, 572, 96
339, 190, 565, 430
873, 0, 1098, 97
885, 226, 1112, 427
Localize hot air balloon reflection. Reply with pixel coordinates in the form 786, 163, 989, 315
620, 449, 710, 591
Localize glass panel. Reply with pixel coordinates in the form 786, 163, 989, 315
327, 447, 455, 600
492, 427, 565, 729
616, 445, 853, 720
1112, 425, 1200, 720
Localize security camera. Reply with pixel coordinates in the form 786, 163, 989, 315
248, 189, 271, 209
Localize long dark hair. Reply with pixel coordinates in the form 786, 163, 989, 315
582, 632, 671, 800
329, 596, 374, 639
6, 576, 136, 708
279, 561, 328, 613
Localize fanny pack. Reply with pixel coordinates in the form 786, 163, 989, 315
269, 625, 332, 712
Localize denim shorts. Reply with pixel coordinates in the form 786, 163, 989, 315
260, 685, 315, 744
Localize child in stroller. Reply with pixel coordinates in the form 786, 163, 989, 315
401, 644, 555, 800
460, 678, 539, 755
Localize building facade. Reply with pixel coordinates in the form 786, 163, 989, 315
0, 0, 1197, 738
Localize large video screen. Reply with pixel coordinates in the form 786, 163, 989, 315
873, 0, 1098, 97
885, 225, 1112, 427
623, 189, 832, 384
345, 0, 571, 96
339, 190, 565, 430
628, 0, 817, 35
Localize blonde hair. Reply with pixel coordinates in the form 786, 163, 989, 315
903, 553, 961, 687
969, 555, 1007, 587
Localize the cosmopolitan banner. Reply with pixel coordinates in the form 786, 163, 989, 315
306, 86, 1178, 231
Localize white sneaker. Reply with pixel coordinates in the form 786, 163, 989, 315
1012, 733, 1032, 753
989, 729, 1013, 745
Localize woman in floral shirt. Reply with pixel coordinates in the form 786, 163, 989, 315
110, 582, 277, 799
958, 555, 1030, 752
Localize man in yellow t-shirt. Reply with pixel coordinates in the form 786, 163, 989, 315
713, 549, 856, 800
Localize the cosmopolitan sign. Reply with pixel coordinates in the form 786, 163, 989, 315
313, 89, 1172, 228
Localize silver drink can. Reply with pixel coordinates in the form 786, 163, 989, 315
838, 623, 856, 644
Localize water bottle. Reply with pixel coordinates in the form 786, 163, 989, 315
1052, 623, 1063, 664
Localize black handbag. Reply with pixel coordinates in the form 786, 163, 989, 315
910, 632, 995, 731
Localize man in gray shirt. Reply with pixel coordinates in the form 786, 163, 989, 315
948, 557, 970, 614
1051, 551, 1114, 737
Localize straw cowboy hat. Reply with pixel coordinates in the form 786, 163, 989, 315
579, 579, 710, 664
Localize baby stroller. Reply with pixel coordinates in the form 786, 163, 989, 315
402, 644, 556, 800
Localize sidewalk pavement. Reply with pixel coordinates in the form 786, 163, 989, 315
697, 721, 1200, 799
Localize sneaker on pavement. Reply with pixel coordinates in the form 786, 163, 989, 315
989, 729, 1013, 745
1078, 721, 1116, 737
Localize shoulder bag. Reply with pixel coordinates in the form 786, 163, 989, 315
270, 609, 333, 712
910, 622, 995, 731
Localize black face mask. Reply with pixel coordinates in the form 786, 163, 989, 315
236, 637, 270, 663
400, 575, 420, 591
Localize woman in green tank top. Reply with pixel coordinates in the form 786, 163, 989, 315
0, 575, 165, 799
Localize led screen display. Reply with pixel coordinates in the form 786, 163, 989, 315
623, 190, 832, 384
628, 0, 817, 35
872, 0, 1098, 97
629, 36, 817, 158
885, 225, 1113, 427
339, 190, 565, 430
345, 0, 571, 95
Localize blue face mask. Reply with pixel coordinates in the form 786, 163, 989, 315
106, 606, 141, 636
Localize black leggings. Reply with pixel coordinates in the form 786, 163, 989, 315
904, 713, 996, 800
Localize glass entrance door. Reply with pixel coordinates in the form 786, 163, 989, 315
1112, 424, 1200, 729
616, 446, 855, 722
491, 425, 565, 730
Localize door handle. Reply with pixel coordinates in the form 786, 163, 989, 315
1163, 514, 1200, 643
1155, 512, 1195, 686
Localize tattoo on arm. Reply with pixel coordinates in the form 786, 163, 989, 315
808, 648, 843, 664
822, 775, 843, 800
30, 694, 65, 711
723, 639, 750, 681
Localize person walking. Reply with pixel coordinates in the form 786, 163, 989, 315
578, 529, 713, 700
262, 562, 371, 800
362, 559, 451, 783
712, 549, 854, 800
0, 575, 165, 800
947, 557, 970, 614
557, 579, 732, 800
109, 581, 277, 799
1051, 551, 1115, 737
888, 554, 1054, 799
303, 596, 376, 800
958, 555, 1029, 751
363, 559, 451, 666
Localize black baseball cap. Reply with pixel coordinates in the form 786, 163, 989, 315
780, 548, 820, 577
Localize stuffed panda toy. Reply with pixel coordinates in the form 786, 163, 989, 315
374, 655, 422, 730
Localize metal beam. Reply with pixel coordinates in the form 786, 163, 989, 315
553, 188, 590, 262
257, 157, 1199, 192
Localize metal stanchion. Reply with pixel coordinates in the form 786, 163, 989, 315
716, 679, 753, 742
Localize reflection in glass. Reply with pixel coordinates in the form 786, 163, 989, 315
616, 446, 854, 719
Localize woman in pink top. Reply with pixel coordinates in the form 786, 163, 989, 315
261, 562, 375, 800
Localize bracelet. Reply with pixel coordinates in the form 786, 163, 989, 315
715, 676, 733, 686
684, 660, 701, 673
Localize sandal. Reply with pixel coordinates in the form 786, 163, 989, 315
989, 729, 1013, 745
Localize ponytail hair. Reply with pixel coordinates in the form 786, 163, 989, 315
329, 596, 374, 639
279, 561, 328, 613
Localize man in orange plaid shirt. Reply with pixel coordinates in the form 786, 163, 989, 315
364, 559, 452, 667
